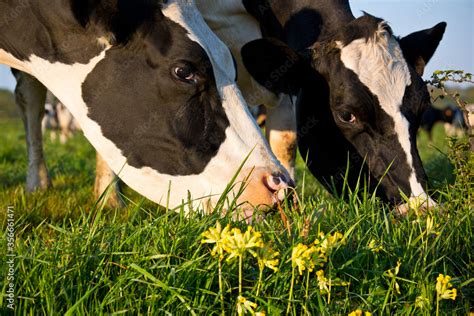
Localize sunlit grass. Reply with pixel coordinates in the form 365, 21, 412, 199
0, 117, 472, 315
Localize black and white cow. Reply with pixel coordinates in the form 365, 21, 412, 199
0, 0, 292, 215
11, 69, 122, 206
199, 1, 299, 178
198, 0, 446, 212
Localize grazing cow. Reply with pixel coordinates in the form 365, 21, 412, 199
0, 0, 292, 216
198, 0, 446, 211
42, 91, 82, 144
420, 104, 467, 139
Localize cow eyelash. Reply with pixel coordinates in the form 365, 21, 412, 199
338, 111, 357, 124
172, 64, 197, 84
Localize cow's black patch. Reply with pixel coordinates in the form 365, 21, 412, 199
0, 0, 104, 64
242, 0, 285, 39
337, 13, 391, 45
296, 69, 377, 196
83, 14, 229, 175
71, 0, 164, 44
0, 0, 171, 64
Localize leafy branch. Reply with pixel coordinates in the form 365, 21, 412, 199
429, 70, 473, 151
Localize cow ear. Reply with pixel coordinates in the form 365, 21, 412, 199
241, 38, 303, 95
310, 41, 336, 77
399, 22, 447, 76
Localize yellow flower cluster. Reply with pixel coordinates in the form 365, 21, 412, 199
236, 295, 267, 315
348, 310, 372, 316
202, 225, 351, 314
290, 232, 346, 276
315, 231, 346, 256
202, 223, 276, 315
225, 226, 264, 261
316, 270, 329, 292
201, 221, 231, 260
291, 243, 319, 275
202, 223, 267, 262
436, 274, 457, 301
315, 269, 349, 295
257, 246, 280, 273
237, 296, 256, 315
367, 239, 384, 253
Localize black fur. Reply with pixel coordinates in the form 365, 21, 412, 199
399, 22, 447, 73
71, 0, 163, 44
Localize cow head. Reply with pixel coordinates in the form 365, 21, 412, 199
0, 0, 292, 215
242, 14, 446, 210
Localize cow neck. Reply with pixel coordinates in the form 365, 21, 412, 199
0, 1, 108, 66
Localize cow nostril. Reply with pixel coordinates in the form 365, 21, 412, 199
271, 175, 281, 186
265, 173, 293, 193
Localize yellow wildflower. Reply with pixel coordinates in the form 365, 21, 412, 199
237, 296, 257, 315
440, 288, 457, 300
316, 231, 346, 256
436, 274, 457, 301
316, 270, 329, 292
291, 243, 318, 275
255, 312, 266, 316
224, 226, 264, 261
348, 310, 371, 316
368, 239, 384, 253
201, 221, 231, 260
415, 295, 429, 310
257, 246, 280, 272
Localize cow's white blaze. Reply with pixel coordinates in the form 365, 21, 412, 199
337, 24, 435, 206
161, 2, 284, 175
1, 0, 283, 212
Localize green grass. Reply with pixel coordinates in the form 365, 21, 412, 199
0, 116, 472, 315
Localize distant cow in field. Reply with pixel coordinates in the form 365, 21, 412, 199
199, 0, 446, 213
420, 104, 467, 139
42, 92, 82, 144
1, 0, 292, 218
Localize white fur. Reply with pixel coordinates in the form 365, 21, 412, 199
197, 1, 299, 177
0, 49, 30, 73
1, 1, 283, 212
338, 24, 434, 205
197, 0, 280, 108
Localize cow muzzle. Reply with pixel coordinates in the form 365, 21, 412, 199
233, 167, 294, 223
395, 195, 438, 216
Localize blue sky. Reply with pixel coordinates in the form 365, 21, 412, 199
0, 0, 472, 91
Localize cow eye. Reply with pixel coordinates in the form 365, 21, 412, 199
339, 111, 357, 124
173, 65, 196, 84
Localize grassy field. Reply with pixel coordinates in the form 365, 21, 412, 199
0, 96, 473, 314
